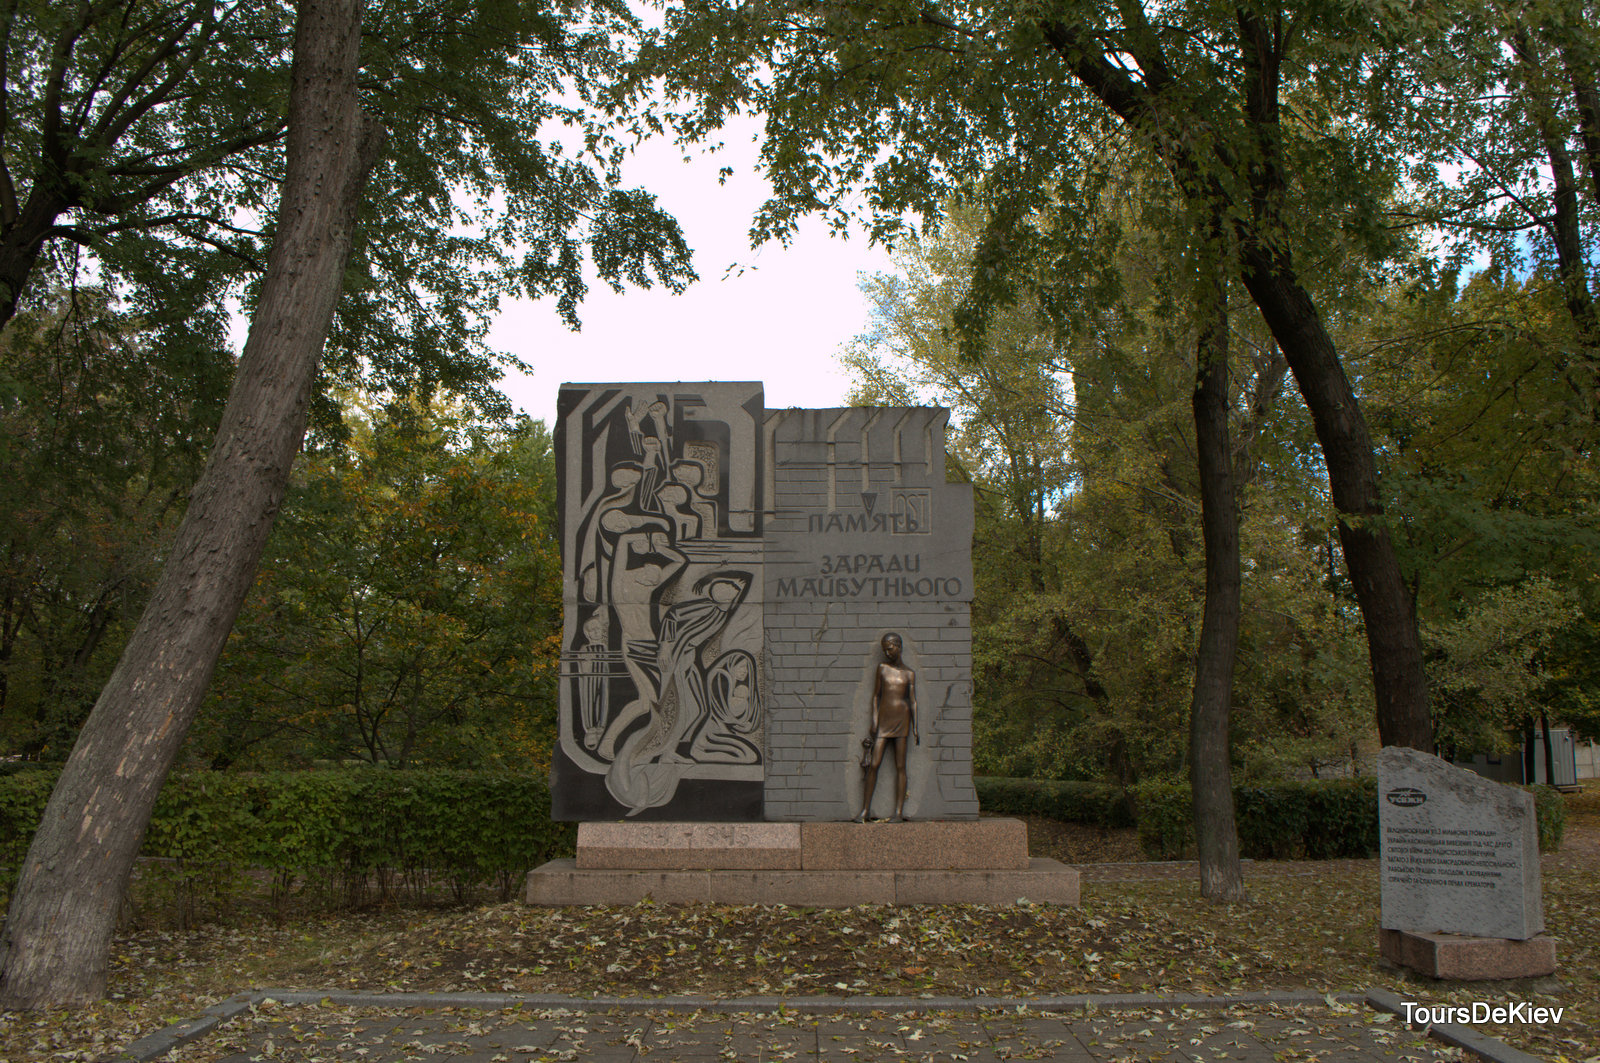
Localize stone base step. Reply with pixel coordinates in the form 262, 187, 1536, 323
525, 857, 1078, 907
1379, 928, 1557, 979
575, 818, 1028, 871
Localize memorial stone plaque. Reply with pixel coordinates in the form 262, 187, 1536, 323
1378, 746, 1544, 940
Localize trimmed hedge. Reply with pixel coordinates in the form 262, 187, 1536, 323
0, 767, 56, 888
1, 769, 575, 916
975, 776, 1135, 827
1531, 784, 1565, 852
1133, 778, 1383, 860
1132, 777, 1565, 860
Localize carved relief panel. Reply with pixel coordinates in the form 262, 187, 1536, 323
553, 384, 766, 820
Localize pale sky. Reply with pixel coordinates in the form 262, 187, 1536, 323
488, 116, 901, 426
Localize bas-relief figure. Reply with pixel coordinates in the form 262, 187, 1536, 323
858, 632, 919, 822
556, 384, 765, 819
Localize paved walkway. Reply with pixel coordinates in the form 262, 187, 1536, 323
123, 990, 1542, 1063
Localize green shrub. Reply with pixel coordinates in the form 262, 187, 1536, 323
0, 768, 58, 908
975, 776, 1134, 827
1302, 778, 1380, 858
1131, 775, 1565, 861
0, 759, 52, 778
1529, 784, 1564, 853
0, 768, 574, 920
1132, 777, 1381, 860
1130, 780, 1193, 859
143, 772, 262, 926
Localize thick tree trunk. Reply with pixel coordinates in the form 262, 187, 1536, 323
1514, 32, 1600, 349
1234, 249, 1433, 753
1231, 10, 1432, 755
0, 190, 66, 329
1529, 94, 1599, 344
0, 0, 378, 1009
1189, 223, 1245, 903
1567, 54, 1600, 207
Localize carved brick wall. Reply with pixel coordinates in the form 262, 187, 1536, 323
762, 408, 978, 821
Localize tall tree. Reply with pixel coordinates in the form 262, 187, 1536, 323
841, 204, 1108, 779
0, 0, 693, 413
0, 0, 379, 1007
844, 190, 1362, 793
1188, 210, 1244, 902
635, 0, 1435, 750
1352, 268, 1600, 760
194, 405, 562, 771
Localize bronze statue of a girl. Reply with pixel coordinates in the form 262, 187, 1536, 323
858, 632, 919, 821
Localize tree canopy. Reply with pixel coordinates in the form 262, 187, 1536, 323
195, 402, 563, 772
631, 0, 1444, 748
2, 0, 697, 417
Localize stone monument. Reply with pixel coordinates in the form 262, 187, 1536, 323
1377, 746, 1556, 979
525, 382, 1078, 906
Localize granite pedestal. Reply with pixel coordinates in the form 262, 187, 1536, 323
524, 818, 1079, 907
1379, 928, 1558, 980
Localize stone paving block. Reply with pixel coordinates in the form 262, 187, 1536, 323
816, 1015, 898, 1060
984, 1016, 1092, 1062
1161, 1017, 1281, 1063
131, 999, 1482, 1063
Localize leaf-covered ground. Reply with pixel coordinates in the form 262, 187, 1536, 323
150, 997, 1469, 1063
3, 813, 1594, 1063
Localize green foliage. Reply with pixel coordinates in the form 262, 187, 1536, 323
7, 0, 696, 416
2, 364, 564, 770
1133, 777, 1565, 859
190, 401, 562, 771
974, 776, 1134, 828
642, 0, 1600, 778
1531, 785, 1566, 853
850, 196, 1375, 788
1232, 780, 1383, 860
1131, 780, 1194, 860
634, 0, 1418, 358
1302, 781, 1385, 860
1134, 778, 1380, 861
0, 769, 56, 900
1357, 270, 1600, 752
0, 290, 228, 758
0, 769, 574, 918
4, 0, 700, 768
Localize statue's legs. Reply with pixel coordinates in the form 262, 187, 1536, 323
857, 735, 889, 821
892, 737, 909, 821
